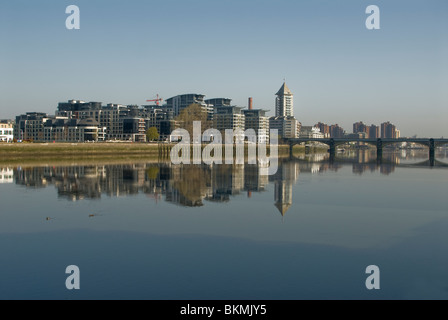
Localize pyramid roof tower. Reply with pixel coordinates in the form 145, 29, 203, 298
276, 82, 293, 96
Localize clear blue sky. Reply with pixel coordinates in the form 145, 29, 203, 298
1, 0, 447, 137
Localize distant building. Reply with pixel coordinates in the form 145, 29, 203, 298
56, 101, 132, 140
15, 112, 50, 141
0, 120, 14, 142
43, 117, 106, 142
329, 124, 345, 138
243, 109, 269, 143
166, 94, 212, 118
353, 121, 368, 137
275, 82, 294, 117
100, 104, 130, 140
56, 99, 183, 142
159, 120, 180, 142
205, 98, 232, 108
269, 116, 300, 139
57, 100, 102, 116
140, 106, 172, 138
122, 117, 146, 142
43, 117, 74, 141
300, 126, 324, 139
369, 124, 380, 139
381, 121, 400, 138
282, 117, 300, 139
78, 118, 106, 142
270, 83, 300, 139
315, 122, 330, 138
213, 106, 245, 135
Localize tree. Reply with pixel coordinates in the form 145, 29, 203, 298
146, 166, 159, 180
146, 127, 159, 142
175, 103, 212, 137
173, 166, 210, 207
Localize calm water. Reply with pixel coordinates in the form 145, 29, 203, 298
1, 150, 447, 300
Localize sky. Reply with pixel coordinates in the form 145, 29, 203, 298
0, 0, 447, 137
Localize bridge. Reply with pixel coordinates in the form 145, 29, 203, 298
286, 138, 448, 165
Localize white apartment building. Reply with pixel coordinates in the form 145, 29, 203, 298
300, 126, 324, 139
0, 122, 14, 142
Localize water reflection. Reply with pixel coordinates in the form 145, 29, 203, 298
1, 149, 448, 300
0, 168, 13, 184
2, 150, 447, 215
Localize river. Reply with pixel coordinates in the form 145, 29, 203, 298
0, 149, 447, 299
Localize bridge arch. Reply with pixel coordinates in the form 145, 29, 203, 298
435, 141, 448, 148
286, 137, 448, 164
381, 140, 429, 149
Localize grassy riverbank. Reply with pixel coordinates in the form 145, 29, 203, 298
0, 143, 160, 165
0, 142, 328, 166
0, 142, 161, 155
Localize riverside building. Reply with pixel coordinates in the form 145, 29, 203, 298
0, 121, 14, 142
269, 82, 300, 139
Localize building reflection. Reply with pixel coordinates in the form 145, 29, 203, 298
4, 149, 438, 215
270, 160, 299, 216
10, 162, 297, 212
351, 150, 398, 175
0, 168, 14, 184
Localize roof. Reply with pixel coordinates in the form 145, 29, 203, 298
276, 82, 293, 96
78, 118, 99, 127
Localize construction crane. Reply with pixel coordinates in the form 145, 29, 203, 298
146, 94, 163, 106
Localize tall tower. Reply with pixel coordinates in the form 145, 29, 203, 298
275, 82, 294, 117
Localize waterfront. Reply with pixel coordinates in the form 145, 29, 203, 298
0, 150, 447, 299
